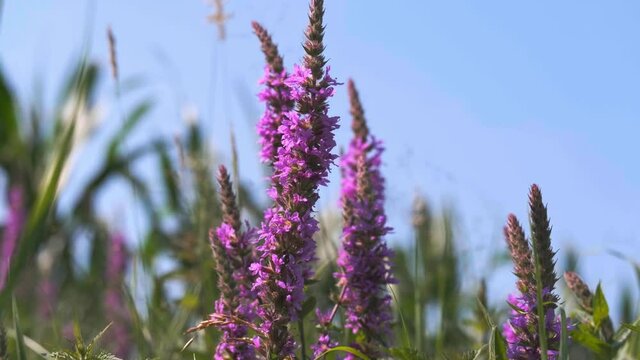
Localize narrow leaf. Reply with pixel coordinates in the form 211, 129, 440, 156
314, 346, 371, 360
12, 297, 26, 360
488, 325, 508, 360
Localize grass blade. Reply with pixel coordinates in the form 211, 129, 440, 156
12, 297, 26, 360
488, 326, 508, 360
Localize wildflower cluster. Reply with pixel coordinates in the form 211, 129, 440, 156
194, 0, 398, 357
210, 166, 258, 360
190, 1, 581, 360
249, 0, 340, 357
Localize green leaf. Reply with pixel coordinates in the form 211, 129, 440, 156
593, 283, 609, 329
0, 320, 6, 359
3, 112, 76, 299
476, 297, 495, 328
157, 144, 180, 211
87, 323, 113, 355
387, 347, 427, 360
622, 323, 640, 334
0, 66, 18, 148
488, 325, 508, 360
571, 323, 611, 358
12, 297, 26, 360
106, 99, 153, 161
613, 319, 640, 349
313, 346, 371, 360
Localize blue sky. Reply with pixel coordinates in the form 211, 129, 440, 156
1, 1, 639, 320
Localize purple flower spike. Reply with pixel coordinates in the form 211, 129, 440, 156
334, 80, 395, 357
503, 289, 565, 360
0, 186, 25, 291
253, 21, 294, 165
207, 166, 258, 360
251, 0, 340, 357
502, 186, 571, 360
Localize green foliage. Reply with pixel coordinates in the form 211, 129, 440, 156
571, 323, 611, 358
46, 324, 121, 360
593, 283, 609, 329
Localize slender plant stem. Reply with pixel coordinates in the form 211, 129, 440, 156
329, 283, 347, 323
299, 318, 307, 360
414, 231, 422, 351
532, 245, 549, 360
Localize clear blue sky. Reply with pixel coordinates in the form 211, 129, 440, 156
2, 1, 639, 320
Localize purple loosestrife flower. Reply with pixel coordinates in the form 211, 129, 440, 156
503, 290, 563, 360
104, 231, 131, 358
311, 309, 338, 358
251, 0, 339, 357
502, 185, 569, 360
334, 80, 395, 358
209, 165, 257, 360
253, 22, 294, 165
0, 186, 25, 291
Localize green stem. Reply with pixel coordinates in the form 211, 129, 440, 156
532, 246, 549, 360
299, 318, 307, 360
414, 232, 422, 351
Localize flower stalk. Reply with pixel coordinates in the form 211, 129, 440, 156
502, 185, 567, 360
333, 79, 394, 358
250, 0, 339, 357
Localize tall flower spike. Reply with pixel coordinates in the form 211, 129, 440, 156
337, 154, 394, 359
253, 22, 294, 165
503, 186, 568, 360
303, 0, 327, 82
0, 186, 25, 291
251, 0, 339, 356
208, 165, 257, 360
504, 214, 535, 294
104, 232, 131, 358
334, 80, 394, 358
529, 184, 559, 295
